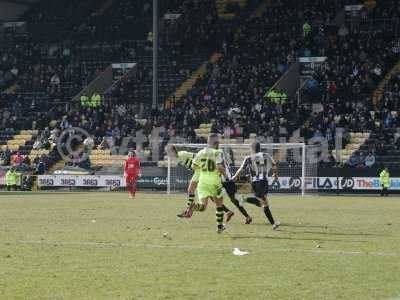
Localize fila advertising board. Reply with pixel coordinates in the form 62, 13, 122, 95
35, 175, 400, 191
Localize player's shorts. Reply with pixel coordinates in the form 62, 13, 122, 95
125, 173, 138, 184
197, 182, 223, 200
222, 180, 236, 198
190, 171, 200, 182
251, 180, 268, 198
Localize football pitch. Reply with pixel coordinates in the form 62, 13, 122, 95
0, 192, 400, 300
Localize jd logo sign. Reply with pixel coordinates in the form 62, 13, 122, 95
289, 177, 302, 188
341, 177, 355, 189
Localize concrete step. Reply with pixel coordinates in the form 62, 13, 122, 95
49, 160, 65, 173
373, 59, 400, 105
165, 54, 222, 108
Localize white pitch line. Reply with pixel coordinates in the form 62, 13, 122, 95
1, 240, 400, 257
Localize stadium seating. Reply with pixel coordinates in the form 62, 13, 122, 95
28, 148, 50, 161
0, 130, 18, 149
0, 130, 36, 151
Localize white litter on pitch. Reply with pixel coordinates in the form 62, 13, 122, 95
233, 247, 249, 256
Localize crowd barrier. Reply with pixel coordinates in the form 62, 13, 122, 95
1, 173, 398, 193
32, 175, 400, 192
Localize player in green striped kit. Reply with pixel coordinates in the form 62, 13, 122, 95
167, 145, 200, 218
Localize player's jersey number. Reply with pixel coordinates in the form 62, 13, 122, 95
201, 158, 216, 172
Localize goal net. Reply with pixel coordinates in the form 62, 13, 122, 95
166, 143, 318, 196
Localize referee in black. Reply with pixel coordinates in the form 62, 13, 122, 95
232, 142, 280, 230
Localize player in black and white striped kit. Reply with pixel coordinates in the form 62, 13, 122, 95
232, 142, 280, 230
221, 148, 253, 224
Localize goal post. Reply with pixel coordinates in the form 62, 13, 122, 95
166, 142, 318, 196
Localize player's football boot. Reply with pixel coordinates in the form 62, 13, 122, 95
272, 221, 281, 230
184, 202, 196, 218
245, 216, 253, 224
177, 203, 195, 218
217, 225, 226, 234
184, 207, 194, 218
176, 208, 193, 219
177, 210, 187, 218
225, 211, 234, 223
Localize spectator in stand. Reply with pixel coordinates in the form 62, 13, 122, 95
83, 135, 95, 151
355, 152, 366, 169
1, 146, 12, 166
319, 151, 336, 168
337, 24, 349, 39
33, 137, 43, 150
346, 153, 358, 168
50, 73, 61, 87
60, 116, 70, 130
12, 152, 24, 166
365, 152, 376, 168
303, 21, 311, 37
20, 155, 32, 171
347, 152, 365, 169
99, 137, 109, 150
35, 158, 46, 175
376, 142, 387, 157
32, 154, 40, 166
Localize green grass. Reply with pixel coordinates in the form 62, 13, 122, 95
0, 192, 400, 300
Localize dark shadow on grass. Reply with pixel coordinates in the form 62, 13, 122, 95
252, 222, 389, 237
278, 223, 330, 229
251, 222, 331, 229
230, 234, 368, 243
280, 230, 386, 237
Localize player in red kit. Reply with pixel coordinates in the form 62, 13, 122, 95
124, 151, 141, 199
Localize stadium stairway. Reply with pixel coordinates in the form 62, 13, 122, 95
250, 0, 273, 18
287, 126, 369, 164
90, 149, 151, 168
0, 130, 20, 151
362, 0, 376, 9
360, 127, 400, 168
2, 130, 37, 153
340, 132, 371, 163
194, 123, 213, 140
95, 0, 118, 16
372, 60, 400, 105
90, 149, 126, 168
2, 84, 17, 95
165, 53, 222, 109
216, 0, 247, 20
48, 160, 66, 173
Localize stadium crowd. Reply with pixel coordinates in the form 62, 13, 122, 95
0, 145, 48, 175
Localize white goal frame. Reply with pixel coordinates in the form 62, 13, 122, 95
166, 143, 307, 196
